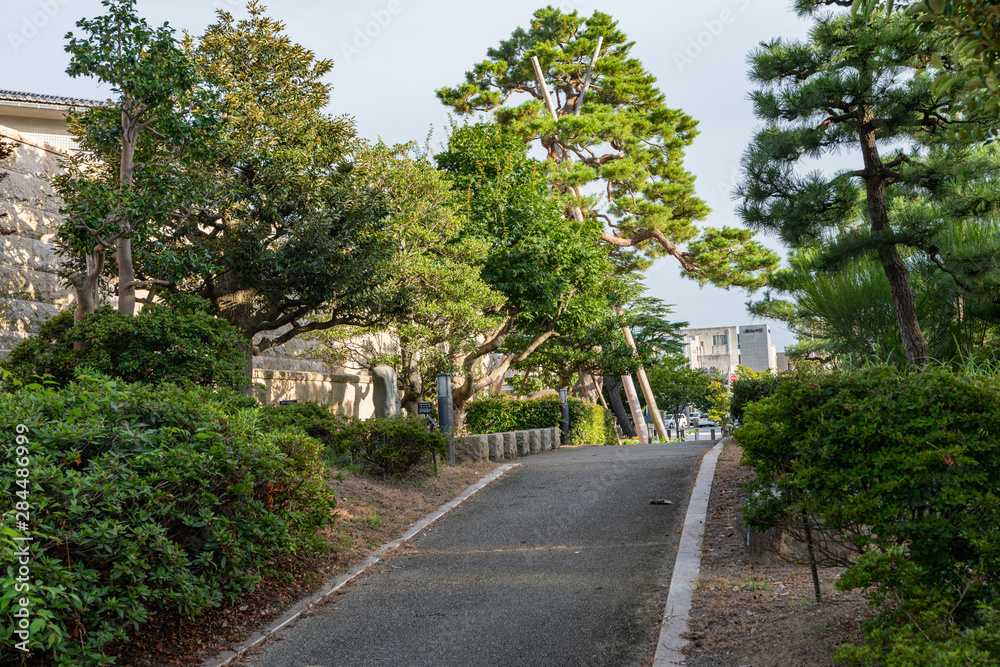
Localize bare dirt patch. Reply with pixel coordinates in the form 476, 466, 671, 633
683, 441, 868, 667
112, 460, 501, 666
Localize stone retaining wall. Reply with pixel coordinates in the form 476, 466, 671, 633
454, 427, 562, 463
252, 369, 375, 419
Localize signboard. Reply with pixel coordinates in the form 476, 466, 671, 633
278, 399, 298, 405
729, 374, 738, 383
417, 402, 434, 415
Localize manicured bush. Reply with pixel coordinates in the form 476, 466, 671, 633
464, 394, 615, 446
0, 373, 335, 665
327, 416, 447, 477
261, 400, 352, 447
2, 300, 249, 392
729, 365, 784, 423
464, 394, 561, 434
736, 365, 1000, 663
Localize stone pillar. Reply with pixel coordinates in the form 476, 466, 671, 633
529, 429, 541, 454
371, 365, 401, 419
455, 434, 487, 463
540, 429, 551, 451
515, 431, 529, 457
487, 433, 504, 461
550, 427, 561, 449
503, 432, 517, 459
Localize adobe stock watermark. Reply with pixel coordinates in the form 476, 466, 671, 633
7, 0, 74, 53
673, 0, 752, 72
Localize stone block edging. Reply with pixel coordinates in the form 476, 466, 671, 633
454, 427, 563, 464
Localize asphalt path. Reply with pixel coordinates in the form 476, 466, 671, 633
246, 440, 715, 667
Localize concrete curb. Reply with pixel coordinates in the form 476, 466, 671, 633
204, 463, 521, 667
652, 439, 726, 667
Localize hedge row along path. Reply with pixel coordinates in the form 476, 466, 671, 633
234, 441, 715, 666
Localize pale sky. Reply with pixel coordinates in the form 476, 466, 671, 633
2, 0, 811, 352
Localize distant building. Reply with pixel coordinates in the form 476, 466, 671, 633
680, 324, 778, 376
775, 351, 791, 372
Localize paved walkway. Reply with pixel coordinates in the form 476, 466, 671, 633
246, 440, 714, 667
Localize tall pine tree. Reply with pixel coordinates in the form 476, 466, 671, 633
737, 0, 998, 367
438, 7, 777, 288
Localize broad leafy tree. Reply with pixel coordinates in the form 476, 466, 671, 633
311, 125, 614, 415
438, 7, 777, 288
57, 0, 215, 321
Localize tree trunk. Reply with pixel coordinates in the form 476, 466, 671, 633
604, 375, 636, 438
116, 239, 136, 316
614, 305, 668, 440
858, 105, 929, 368
70, 251, 104, 324
572, 372, 601, 403
399, 337, 423, 416
117, 104, 139, 316
621, 372, 648, 443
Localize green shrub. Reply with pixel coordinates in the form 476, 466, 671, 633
327, 416, 447, 477
2, 301, 248, 392
736, 365, 1000, 661
562, 396, 616, 447
261, 401, 352, 447
464, 394, 561, 434
0, 373, 335, 665
729, 365, 784, 423
464, 394, 615, 446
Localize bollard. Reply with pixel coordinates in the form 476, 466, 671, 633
559, 388, 570, 446
667, 428, 672, 440
437, 373, 455, 466
711, 427, 716, 440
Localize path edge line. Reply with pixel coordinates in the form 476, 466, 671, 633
204, 462, 520, 667
652, 439, 726, 667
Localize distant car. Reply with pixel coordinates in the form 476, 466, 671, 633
698, 414, 719, 428
664, 414, 687, 429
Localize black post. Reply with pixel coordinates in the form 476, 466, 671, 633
559, 388, 570, 446
437, 373, 455, 466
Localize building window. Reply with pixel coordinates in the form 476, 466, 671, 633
712, 334, 728, 346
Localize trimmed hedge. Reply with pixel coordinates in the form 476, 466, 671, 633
2, 303, 249, 392
730, 366, 784, 423
0, 374, 334, 665
736, 365, 1000, 664
262, 403, 444, 477
464, 394, 615, 446
326, 416, 448, 476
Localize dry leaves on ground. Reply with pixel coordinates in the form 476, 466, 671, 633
683, 441, 869, 667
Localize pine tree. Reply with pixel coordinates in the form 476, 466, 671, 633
737, 0, 998, 367
438, 7, 777, 288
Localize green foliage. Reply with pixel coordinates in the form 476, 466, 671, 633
729, 365, 784, 423
261, 401, 352, 448
57, 0, 219, 314
437, 7, 777, 286
0, 374, 334, 665
706, 380, 731, 428
2, 303, 249, 391
326, 417, 447, 477
738, 3, 1000, 366
737, 365, 1000, 660
464, 394, 615, 446
645, 355, 714, 415
835, 598, 1000, 666
563, 396, 617, 447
